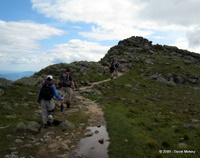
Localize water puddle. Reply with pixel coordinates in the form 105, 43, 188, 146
71, 125, 109, 158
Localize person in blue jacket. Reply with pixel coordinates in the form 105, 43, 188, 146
38, 75, 63, 128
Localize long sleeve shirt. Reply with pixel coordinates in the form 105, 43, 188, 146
51, 84, 62, 100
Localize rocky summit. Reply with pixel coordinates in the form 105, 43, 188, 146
101, 36, 200, 88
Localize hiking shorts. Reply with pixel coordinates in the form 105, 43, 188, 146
60, 87, 73, 99
110, 68, 115, 74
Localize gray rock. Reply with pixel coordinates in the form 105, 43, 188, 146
60, 120, 75, 129
124, 84, 133, 88
26, 121, 41, 132
0, 78, 13, 89
84, 131, 93, 137
56, 154, 69, 158
2, 104, 13, 110
16, 121, 41, 132
80, 88, 102, 95
61, 143, 70, 150
16, 122, 27, 130
15, 139, 23, 143
178, 142, 188, 149
183, 124, 200, 130
0, 88, 4, 96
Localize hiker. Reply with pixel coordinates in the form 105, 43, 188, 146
59, 68, 75, 111
114, 60, 120, 77
109, 60, 116, 79
38, 75, 63, 128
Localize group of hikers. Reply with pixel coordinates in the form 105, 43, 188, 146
37, 60, 120, 129
37, 68, 75, 128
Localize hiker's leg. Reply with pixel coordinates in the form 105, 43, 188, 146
66, 87, 73, 108
47, 99, 55, 115
111, 73, 114, 79
47, 99, 55, 123
60, 87, 67, 102
115, 69, 118, 76
60, 87, 67, 110
41, 100, 48, 125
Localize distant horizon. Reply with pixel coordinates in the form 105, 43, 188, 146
0, 70, 36, 74
0, 71, 36, 81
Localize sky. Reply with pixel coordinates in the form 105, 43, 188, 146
1, 0, 200, 72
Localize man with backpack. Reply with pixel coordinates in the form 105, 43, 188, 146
59, 68, 75, 111
38, 75, 63, 128
114, 60, 120, 77
109, 60, 116, 79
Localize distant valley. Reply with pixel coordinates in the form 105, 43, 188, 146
0, 71, 35, 81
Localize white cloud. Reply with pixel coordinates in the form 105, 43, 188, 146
0, 39, 110, 71
31, 0, 200, 53
0, 20, 64, 53
186, 27, 200, 49
139, 0, 200, 27
0, 20, 65, 71
47, 39, 110, 63
31, 0, 148, 40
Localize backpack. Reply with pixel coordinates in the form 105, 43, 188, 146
115, 61, 120, 68
110, 62, 115, 70
59, 72, 71, 87
40, 81, 54, 100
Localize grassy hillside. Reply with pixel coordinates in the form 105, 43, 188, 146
86, 62, 200, 157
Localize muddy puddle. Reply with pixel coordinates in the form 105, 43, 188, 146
71, 125, 109, 158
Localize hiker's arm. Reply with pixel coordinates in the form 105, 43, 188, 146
71, 81, 75, 91
52, 85, 63, 100
37, 82, 43, 103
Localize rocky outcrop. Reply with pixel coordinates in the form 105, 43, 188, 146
14, 61, 105, 87
0, 78, 13, 96
0, 78, 13, 89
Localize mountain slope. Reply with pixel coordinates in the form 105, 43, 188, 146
1, 36, 200, 157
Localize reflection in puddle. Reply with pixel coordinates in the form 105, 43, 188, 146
72, 126, 109, 158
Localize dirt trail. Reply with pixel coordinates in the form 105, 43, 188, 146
69, 73, 123, 158
76, 72, 123, 125
35, 73, 123, 158
80, 72, 123, 90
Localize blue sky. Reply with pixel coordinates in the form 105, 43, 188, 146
1, 0, 200, 72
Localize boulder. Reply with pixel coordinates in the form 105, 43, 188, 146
16, 121, 41, 132
0, 88, 4, 96
0, 78, 13, 89
80, 88, 102, 95
60, 120, 75, 129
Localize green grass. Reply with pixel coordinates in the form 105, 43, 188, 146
0, 86, 39, 157
86, 67, 200, 158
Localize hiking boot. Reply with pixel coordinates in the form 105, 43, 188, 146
60, 103, 64, 111
47, 121, 52, 126
43, 124, 48, 128
67, 102, 71, 108
48, 114, 53, 120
